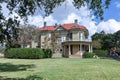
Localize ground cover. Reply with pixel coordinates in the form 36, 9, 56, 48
0, 58, 120, 80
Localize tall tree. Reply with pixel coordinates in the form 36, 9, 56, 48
114, 30, 120, 48
19, 24, 40, 48
91, 31, 105, 49
0, 0, 111, 48
51, 32, 59, 53
101, 34, 115, 50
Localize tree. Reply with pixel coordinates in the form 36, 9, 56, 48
114, 30, 120, 48
19, 24, 40, 48
0, 0, 111, 48
0, 17, 20, 48
101, 34, 115, 50
91, 31, 105, 49
51, 32, 59, 53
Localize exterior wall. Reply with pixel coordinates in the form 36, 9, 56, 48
72, 31, 79, 41
72, 45, 79, 55
64, 45, 69, 57
40, 26, 92, 58
41, 33, 52, 49
41, 34, 46, 48
31, 41, 38, 48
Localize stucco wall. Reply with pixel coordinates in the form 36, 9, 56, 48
72, 45, 79, 55
72, 31, 79, 41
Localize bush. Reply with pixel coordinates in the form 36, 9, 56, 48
0, 48, 5, 53
83, 52, 95, 58
5, 48, 52, 59
42, 49, 52, 58
93, 50, 108, 57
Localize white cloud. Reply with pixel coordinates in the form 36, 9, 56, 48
115, 2, 120, 8
97, 19, 120, 33
2, 0, 120, 38
44, 15, 57, 26
28, 15, 43, 27
28, 15, 57, 27
61, 13, 81, 23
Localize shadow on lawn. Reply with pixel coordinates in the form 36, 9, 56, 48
0, 63, 35, 72
0, 75, 44, 80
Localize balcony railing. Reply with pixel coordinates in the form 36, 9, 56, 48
61, 39, 92, 42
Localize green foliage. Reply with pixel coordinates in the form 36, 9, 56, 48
91, 31, 105, 41
92, 40, 102, 50
0, 48, 5, 53
42, 48, 52, 58
83, 52, 95, 58
73, 0, 111, 20
5, 48, 52, 59
0, 59, 120, 80
93, 50, 108, 57
114, 30, 120, 48
92, 31, 118, 51
101, 34, 115, 50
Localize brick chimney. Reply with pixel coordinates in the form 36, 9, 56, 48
44, 21, 46, 27
74, 19, 78, 27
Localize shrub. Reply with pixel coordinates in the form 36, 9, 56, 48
83, 52, 95, 58
5, 48, 52, 59
42, 49, 52, 58
0, 48, 5, 53
93, 50, 108, 57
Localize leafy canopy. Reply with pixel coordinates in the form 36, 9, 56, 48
0, 0, 111, 48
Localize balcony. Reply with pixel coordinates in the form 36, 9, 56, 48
61, 38, 92, 43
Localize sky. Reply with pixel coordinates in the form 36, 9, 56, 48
1, 0, 120, 38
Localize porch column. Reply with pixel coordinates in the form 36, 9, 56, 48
69, 44, 71, 55
91, 44, 93, 52
62, 45, 64, 55
89, 44, 91, 52
80, 43, 82, 52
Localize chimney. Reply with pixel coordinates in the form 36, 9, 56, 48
54, 23, 57, 28
74, 19, 78, 27
44, 21, 46, 27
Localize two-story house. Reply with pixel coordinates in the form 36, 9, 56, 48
40, 20, 92, 58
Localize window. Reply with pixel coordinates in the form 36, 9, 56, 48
57, 37, 61, 44
79, 32, 85, 41
69, 32, 72, 40
48, 33, 51, 40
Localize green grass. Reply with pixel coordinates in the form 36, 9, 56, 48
0, 58, 120, 80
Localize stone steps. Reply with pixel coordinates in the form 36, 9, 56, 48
52, 53, 62, 58
69, 54, 82, 58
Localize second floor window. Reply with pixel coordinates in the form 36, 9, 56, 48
66, 32, 72, 41
79, 32, 85, 41
69, 33, 72, 40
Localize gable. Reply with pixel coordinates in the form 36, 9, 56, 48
54, 25, 67, 32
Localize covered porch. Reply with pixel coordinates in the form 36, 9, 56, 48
62, 41, 92, 58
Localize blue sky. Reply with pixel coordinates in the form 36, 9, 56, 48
1, 0, 120, 38
103, 0, 120, 21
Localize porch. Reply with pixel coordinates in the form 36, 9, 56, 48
62, 41, 92, 58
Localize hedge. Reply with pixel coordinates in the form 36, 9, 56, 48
83, 52, 95, 58
5, 48, 52, 59
93, 50, 108, 57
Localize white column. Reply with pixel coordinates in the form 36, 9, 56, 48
91, 44, 93, 52
69, 44, 71, 55
89, 44, 91, 52
80, 43, 82, 52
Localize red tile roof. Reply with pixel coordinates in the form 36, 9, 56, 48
40, 26, 56, 31
62, 23, 87, 30
40, 23, 87, 31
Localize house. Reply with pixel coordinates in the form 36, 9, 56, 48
40, 19, 92, 58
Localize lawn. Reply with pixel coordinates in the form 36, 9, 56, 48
0, 58, 120, 80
